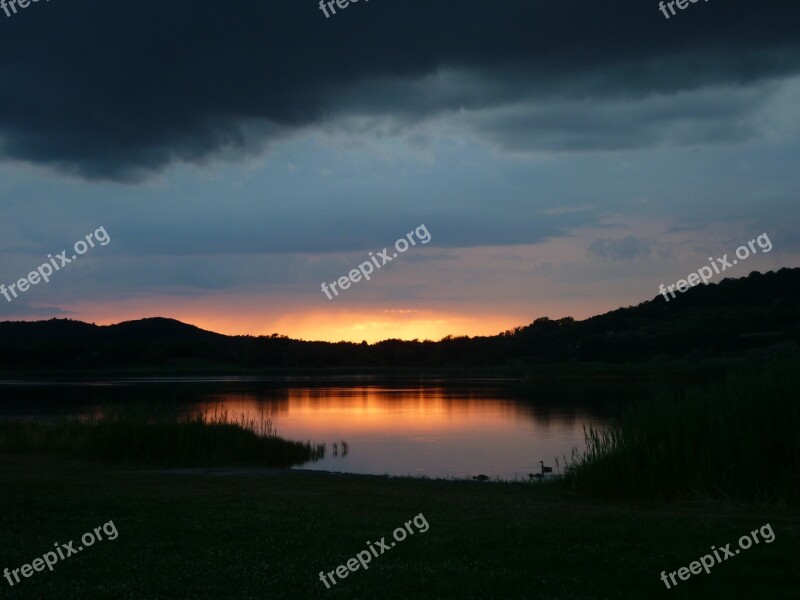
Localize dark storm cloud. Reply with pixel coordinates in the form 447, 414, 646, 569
0, 0, 798, 180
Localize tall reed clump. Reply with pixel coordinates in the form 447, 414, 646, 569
0, 406, 326, 468
565, 362, 800, 502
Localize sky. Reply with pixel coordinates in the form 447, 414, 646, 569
1, 0, 799, 342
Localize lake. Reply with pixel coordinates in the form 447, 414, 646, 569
0, 377, 644, 480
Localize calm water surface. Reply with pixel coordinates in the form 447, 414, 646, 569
0, 378, 638, 480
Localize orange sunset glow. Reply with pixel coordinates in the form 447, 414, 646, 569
62, 306, 538, 343
57, 293, 617, 342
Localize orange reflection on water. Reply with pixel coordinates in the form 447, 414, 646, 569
192, 386, 607, 480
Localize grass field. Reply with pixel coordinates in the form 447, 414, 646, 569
0, 456, 797, 599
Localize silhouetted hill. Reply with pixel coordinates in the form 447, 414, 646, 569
0, 317, 222, 345
102, 317, 225, 344
1, 268, 799, 372
0, 318, 227, 371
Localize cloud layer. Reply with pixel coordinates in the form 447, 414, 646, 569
1, 0, 799, 179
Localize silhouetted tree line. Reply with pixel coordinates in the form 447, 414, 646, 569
1, 268, 798, 371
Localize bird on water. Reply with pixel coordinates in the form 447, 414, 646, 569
528, 461, 553, 480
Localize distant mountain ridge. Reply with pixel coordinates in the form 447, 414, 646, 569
1, 268, 799, 371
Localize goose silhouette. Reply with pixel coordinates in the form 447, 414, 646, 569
529, 461, 553, 480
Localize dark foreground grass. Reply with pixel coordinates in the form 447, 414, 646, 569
566, 362, 800, 502
0, 456, 797, 599
0, 408, 324, 468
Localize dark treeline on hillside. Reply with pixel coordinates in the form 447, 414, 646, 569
1, 268, 799, 371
